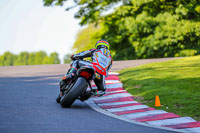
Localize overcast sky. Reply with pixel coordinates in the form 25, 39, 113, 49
0, 0, 82, 62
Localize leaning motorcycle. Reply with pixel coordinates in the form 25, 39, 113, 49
56, 60, 98, 108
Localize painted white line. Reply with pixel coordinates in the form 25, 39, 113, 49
92, 83, 123, 89
91, 80, 120, 85
106, 83, 123, 89
98, 101, 138, 106
106, 105, 149, 112
91, 83, 123, 90
106, 90, 127, 94
121, 110, 167, 119
146, 117, 196, 126
105, 80, 121, 83
180, 127, 200, 133
85, 99, 186, 133
108, 72, 119, 75
92, 93, 132, 100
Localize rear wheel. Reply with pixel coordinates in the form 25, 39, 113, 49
60, 77, 88, 108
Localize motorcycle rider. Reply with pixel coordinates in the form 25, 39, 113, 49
60, 39, 112, 97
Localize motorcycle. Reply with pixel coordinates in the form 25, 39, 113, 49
56, 60, 99, 108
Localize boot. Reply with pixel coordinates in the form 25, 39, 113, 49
97, 88, 106, 97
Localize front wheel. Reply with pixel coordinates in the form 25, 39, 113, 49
60, 77, 88, 108
56, 94, 61, 103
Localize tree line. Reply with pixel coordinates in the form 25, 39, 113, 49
0, 51, 69, 66
44, 0, 200, 60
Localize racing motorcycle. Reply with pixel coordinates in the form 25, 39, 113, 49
56, 61, 99, 108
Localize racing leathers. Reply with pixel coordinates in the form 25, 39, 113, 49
64, 48, 112, 93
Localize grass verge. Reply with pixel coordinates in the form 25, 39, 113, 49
119, 55, 200, 121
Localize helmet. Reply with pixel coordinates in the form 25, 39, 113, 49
95, 39, 110, 50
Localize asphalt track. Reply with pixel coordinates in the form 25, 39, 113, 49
0, 58, 180, 133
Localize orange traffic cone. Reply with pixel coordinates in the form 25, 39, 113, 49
155, 95, 161, 107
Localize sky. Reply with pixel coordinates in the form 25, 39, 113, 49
0, 0, 82, 62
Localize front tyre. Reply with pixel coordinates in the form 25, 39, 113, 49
56, 94, 61, 103
60, 77, 88, 108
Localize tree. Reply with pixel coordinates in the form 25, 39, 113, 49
34, 51, 47, 64
28, 52, 36, 65
73, 24, 102, 53
0, 52, 15, 66
0, 51, 61, 66
0, 55, 3, 66
42, 52, 60, 64
44, 0, 200, 24
44, 0, 200, 60
63, 54, 72, 64
14, 52, 29, 65
49, 52, 60, 64
43, 0, 122, 25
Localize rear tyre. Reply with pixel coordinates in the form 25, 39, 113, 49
60, 77, 88, 108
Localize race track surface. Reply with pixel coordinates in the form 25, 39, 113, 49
0, 58, 180, 133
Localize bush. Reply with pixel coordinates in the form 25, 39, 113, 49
175, 49, 198, 57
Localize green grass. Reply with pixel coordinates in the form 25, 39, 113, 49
119, 55, 200, 121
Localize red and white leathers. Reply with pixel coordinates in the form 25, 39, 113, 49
70, 48, 112, 91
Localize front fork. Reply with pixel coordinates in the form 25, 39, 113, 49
59, 79, 71, 97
